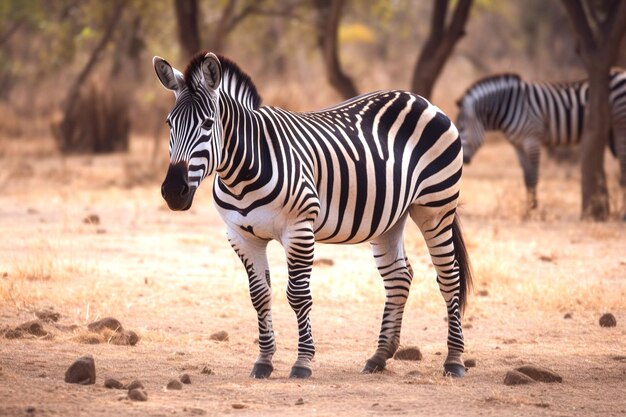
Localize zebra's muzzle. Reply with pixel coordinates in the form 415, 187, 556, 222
161, 162, 195, 211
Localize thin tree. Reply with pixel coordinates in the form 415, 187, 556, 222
411, 0, 473, 100
315, 0, 358, 100
561, 0, 626, 220
174, 0, 201, 60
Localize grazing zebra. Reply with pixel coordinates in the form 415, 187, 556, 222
153, 51, 472, 379
457, 71, 626, 213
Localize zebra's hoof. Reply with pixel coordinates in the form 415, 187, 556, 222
362, 358, 386, 374
250, 363, 273, 379
443, 363, 465, 378
289, 366, 312, 379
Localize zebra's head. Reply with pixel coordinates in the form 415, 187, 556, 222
456, 97, 485, 164
153, 52, 222, 211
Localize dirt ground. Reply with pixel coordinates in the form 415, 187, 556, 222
0, 136, 625, 417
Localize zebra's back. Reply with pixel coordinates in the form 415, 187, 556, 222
255, 90, 462, 244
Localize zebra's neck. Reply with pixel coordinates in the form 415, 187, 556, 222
215, 93, 266, 190
464, 76, 525, 132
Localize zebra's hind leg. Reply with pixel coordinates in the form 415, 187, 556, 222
227, 227, 276, 379
283, 221, 316, 379
410, 205, 469, 378
363, 217, 413, 374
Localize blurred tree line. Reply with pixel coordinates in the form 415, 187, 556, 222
1, 0, 625, 219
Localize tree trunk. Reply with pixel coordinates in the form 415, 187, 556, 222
315, 0, 358, 100
561, 0, 626, 220
174, 0, 201, 60
411, 0, 472, 100
580, 65, 611, 219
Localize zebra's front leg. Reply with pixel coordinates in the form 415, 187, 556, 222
227, 228, 276, 379
283, 221, 316, 378
363, 221, 413, 373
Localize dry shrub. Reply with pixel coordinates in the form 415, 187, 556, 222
51, 81, 130, 154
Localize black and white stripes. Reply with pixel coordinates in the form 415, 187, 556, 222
457, 71, 626, 210
154, 51, 473, 379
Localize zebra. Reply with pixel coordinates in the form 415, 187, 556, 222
456, 71, 626, 214
153, 51, 472, 379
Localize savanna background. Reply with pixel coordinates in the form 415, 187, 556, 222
0, 1, 625, 416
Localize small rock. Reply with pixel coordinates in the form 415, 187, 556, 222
26, 406, 35, 413
128, 388, 148, 401
201, 366, 213, 375
464, 358, 477, 368
180, 373, 191, 384
166, 379, 183, 390
515, 365, 562, 383
563, 313, 573, 319
104, 378, 124, 389
477, 289, 489, 297
87, 317, 123, 333
504, 370, 535, 386
295, 397, 304, 405
15, 320, 48, 337
394, 346, 422, 361
599, 313, 617, 328
38, 372, 47, 378
184, 408, 207, 415
209, 330, 229, 341
65, 355, 96, 385
232, 404, 246, 409
83, 214, 100, 225
125, 380, 144, 391
110, 330, 140, 346
35, 309, 60, 322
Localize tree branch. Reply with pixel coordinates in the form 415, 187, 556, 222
605, 0, 626, 54
430, 0, 448, 40
63, 1, 124, 116
561, 0, 597, 60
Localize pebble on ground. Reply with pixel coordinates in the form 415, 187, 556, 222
128, 388, 148, 401
125, 380, 144, 391
599, 313, 617, 328
464, 358, 477, 368
104, 378, 124, 389
504, 370, 535, 385
65, 355, 96, 385
209, 330, 229, 341
515, 365, 562, 383
393, 346, 422, 361
166, 379, 183, 390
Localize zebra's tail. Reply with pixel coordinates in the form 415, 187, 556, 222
452, 215, 473, 315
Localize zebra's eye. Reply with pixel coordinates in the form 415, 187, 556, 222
202, 119, 214, 130
166, 119, 172, 128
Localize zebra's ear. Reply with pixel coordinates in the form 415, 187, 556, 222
153, 56, 182, 92
201, 53, 222, 90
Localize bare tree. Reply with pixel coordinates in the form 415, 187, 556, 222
174, 0, 201, 60
561, 0, 626, 220
315, 0, 358, 100
411, 0, 473, 100
53, 0, 127, 153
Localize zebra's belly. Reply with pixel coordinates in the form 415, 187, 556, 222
311, 191, 413, 244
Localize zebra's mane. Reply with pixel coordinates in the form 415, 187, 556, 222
184, 51, 262, 110
464, 73, 521, 96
